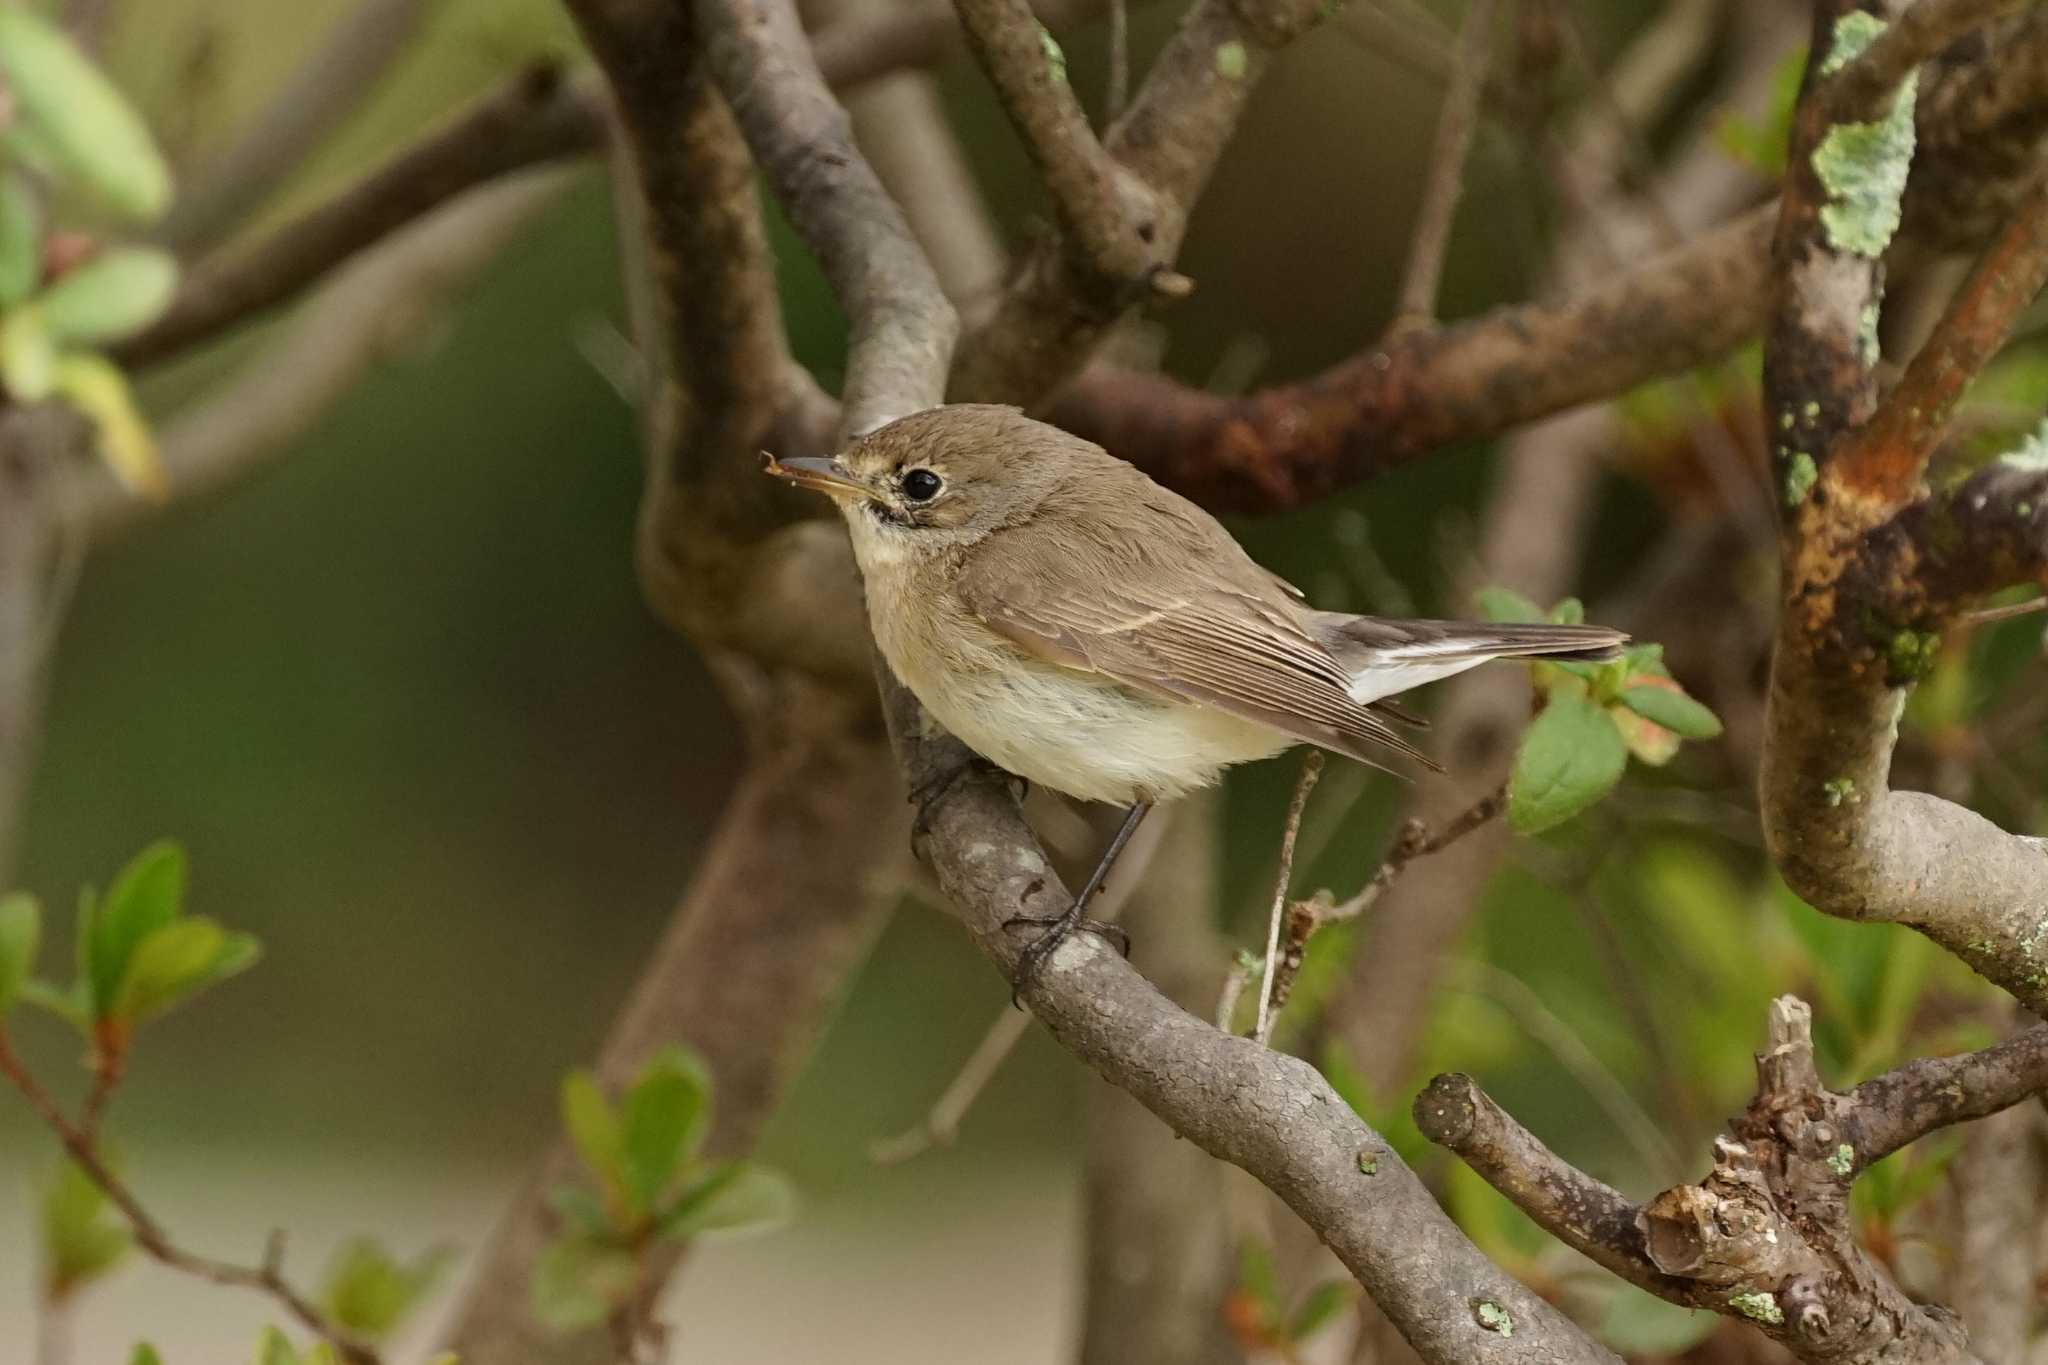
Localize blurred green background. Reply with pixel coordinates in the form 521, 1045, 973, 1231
0, 0, 2029, 1360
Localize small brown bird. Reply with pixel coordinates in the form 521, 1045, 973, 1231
768, 405, 1623, 984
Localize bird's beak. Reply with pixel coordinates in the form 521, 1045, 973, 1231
763, 454, 874, 502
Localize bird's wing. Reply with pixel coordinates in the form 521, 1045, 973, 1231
956, 509, 1436, 774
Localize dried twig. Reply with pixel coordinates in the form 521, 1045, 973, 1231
0, 1033, 375, 1364
1391, 0, 1497, 326
1254, 752, 1322, 1043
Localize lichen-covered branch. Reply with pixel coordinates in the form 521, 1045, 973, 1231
1760, 4, 2048, 1015
1424, 997, 2042, 1363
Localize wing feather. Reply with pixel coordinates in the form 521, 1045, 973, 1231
957, 511, 1437, 773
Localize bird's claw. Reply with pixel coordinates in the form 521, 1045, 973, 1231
1002, 909, 1131, 1007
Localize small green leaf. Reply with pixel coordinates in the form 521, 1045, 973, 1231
1236, 1241, 1281, 1316
1, 304, 57, 400
1287, 1279, 1357, 1341
255, 1326, 302, 1365
1507, 694, 1627, 834
1549, 596, 1585, 625
658, 1162, 796, 1240
0, 9, 172, 220
112, 918, 221, 1021
40, 1159, 131, 1296
0, 177, 42, 307
36, 247, 177, 344
319, 1238, 453, 1341
0, 891, 40, 1011
129, 1345, 165, 1365
620, 1047, 712, 1211
18, 976, 86, 1026
1618, 685, 1723, 740
54, 350, 167, 500
1473, 586, 1544, 624
560, 1071, 623, 1198
88, 840, 185, 1014
530, 1236, 640, 1329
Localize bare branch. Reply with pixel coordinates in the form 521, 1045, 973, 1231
70, 169, 578, 541
0, 1030, 377, 1364
705, 0, 957, 431
1841, 1023, 2048, 1166
1391, 0, 1497, 326
114, 65, 602, 371
1423, 997, 2039, 1363
154, 0, 439, 252
891, 714, 1620, 1364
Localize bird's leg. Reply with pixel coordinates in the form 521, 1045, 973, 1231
1005, 801, 1149, 1002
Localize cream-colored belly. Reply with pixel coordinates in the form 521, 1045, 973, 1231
888, 630, 1292, 805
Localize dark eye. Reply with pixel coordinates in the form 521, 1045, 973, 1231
901, 468, 943, 502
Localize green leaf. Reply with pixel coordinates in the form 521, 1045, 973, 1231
530, 1236, 640, 1329
255, 1326, 302, 1365
620, 1047, 711, 1211
106, 920, 253, 1025
0, 891, 39, 1011
54, 350, 167, 500
1235, 1241, 1281, 1317
1473, 586, 1544, 624
560, 1070, 623, 1198
658, 1162, 796, 1240
40, 1159, 131, 1295
319, 1238, 454, 1341
1618, 685, 1723, 740
88, 840, 185, 1014
129, 1345, 165, 1365
1286, 1279, 1358, 1341
0, 177, 42, 308
36, 247, 177, 344
0, 9, 172, 220
1508, 694, 1627, 834
1, 304, 57, 400
1549, 596, 1585, 625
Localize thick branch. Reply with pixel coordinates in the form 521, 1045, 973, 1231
892, 719, 1618, 1364
114, 66, 602, 371
1049, 210, 1772, 511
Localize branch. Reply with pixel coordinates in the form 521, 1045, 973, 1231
113, 65, 603, 371
69, 168, 578, 541
1046, 209, 1775, 511
0, 1030, 376, 1364
1390, 0, 1497, 326
948, 0, 1326, 403
1760, 8, 2048, 1012
705, 0, 957, 431
154, 0, 438, 252
892, 719, 1620, 1364
951, 0, 1167, 295
1818, 0, 2025, 129
1422, 997, 2038, 1363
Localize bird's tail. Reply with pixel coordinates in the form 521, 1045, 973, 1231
1309, 613, 1628, 706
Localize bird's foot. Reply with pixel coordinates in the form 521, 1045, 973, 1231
1002, 905, 1131, 1006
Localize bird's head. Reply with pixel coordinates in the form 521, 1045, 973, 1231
763, 405, 1076, 554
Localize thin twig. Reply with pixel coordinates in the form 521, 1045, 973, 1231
1391, 0, 1497, 326
1957, 594, 2048, 628
1328, 783, 1506, 923
1255, 752, 1322, 1043
0, 1032, 376, 1364
1105, 0, 1129, 121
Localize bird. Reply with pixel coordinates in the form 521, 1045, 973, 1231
766, 404, 1625, 989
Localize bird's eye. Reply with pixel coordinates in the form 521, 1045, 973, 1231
901, 468, 943, 502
